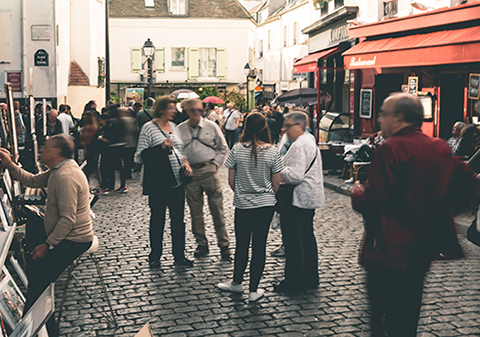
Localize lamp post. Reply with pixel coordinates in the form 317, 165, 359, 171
142, 38, 155, 99
244, 63, 251, 112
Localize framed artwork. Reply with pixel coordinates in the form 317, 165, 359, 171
2, 170, 13, 202
359, 89, 373, 119
0, 189, 14, 227
0, 267, 25, 330
13, 181, 21, 198
4, 83, 19, 164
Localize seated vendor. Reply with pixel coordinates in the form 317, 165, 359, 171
0, 135, 93, 335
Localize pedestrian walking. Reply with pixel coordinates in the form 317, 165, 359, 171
119, 107, 138, 179
80, 111, 100, 184
136, 95, 194, 268
265, 110, 279, 144
217, 112, 284, 302
223, 103, 241, 149
177, 98, 230, 260
58, 104, 75, 136
350, 93, 479, 337
137, 98, 156, 131
274, 110, 324, 293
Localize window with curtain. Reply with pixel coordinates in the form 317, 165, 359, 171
171, 48, 185, 67
198, 48, 216, 78
169, 0, 186, 15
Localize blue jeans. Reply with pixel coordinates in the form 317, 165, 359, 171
280, 207, 318, 290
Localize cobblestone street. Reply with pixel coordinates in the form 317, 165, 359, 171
56, 168, 480, 337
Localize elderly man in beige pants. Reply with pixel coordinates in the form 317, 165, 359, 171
178, 98, 231, 260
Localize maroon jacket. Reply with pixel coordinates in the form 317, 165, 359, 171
351, 126, 479, 269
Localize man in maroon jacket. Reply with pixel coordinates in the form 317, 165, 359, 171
351, 93, 479, 337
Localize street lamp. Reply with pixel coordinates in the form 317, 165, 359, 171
143, 38, 155, 98
244, 63, 251, 112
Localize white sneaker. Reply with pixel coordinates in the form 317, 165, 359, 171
345, 177, 354, 184
249, 289, 265, 302
217, 281, 243, 293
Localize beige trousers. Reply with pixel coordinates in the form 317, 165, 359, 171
186, 162, 229, 248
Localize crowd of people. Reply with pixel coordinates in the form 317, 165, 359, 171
1, 92, 479, 337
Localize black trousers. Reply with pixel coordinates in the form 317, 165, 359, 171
225, 130, 236, 149
280, 207, 318, 290
233, 207, 274, 292
366, 266, 427, 337
148, 186, 186, 263
83, 149, 99, 181
101, 147, 126, 190
121, 147, 136, 179
25, 239, 92, 335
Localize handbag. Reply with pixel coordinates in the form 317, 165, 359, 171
275, 149, 318, 214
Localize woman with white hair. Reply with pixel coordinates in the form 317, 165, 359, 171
274, 109, 325, 293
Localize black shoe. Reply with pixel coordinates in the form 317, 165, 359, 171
175, 258, 194, 267
194, 245, 209, 258
273, 281, 305, 294
149, 260, 161, 268
271, 244, 285, 257
220, 247, 231, 261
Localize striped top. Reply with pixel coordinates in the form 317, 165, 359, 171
136, 121, 185, 187
225, 143, 284, 209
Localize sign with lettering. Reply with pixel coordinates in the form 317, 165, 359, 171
408, 76, 418, 95
31, 25, 51, 41
349, 56, 377, 68
360, 89, 373, 119
34, 49, 49, 67
468, 74, 480, 100
6, 72, 22, 92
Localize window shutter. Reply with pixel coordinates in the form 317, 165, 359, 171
217, 48, 228, 80
188, 48, 198, 79
131, 48, 141, 73
155, 48, 165, 73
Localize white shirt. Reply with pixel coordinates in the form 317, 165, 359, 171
281, 133, 325, 209
223, 109, 241, 131
57, 113, 74, 135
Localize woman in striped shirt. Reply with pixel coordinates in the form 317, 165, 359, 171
218, 113, 284, 302
136, 96, 193, 268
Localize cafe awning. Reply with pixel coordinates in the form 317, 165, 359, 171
293, 47, 340, 74
343, 25, 480, 69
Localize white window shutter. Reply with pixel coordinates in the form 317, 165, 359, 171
131, 48, 141, 73
188, 48, 198, 79
155, 48, 165, 73
217, 48, 228, 80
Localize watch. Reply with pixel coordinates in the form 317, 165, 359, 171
46, 242, 55, 251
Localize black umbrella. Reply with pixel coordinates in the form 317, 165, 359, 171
270, 88, 331, 108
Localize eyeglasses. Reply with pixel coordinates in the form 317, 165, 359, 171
189, 108, 204, 114
378, 111, 393, 118
283, 123, 300, 129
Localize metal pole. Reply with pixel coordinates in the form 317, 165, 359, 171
246, 76, 249, 112
105, 0, 111, 104
147, 58, 152, 99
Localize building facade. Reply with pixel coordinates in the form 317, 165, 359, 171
109, 0, 256, 102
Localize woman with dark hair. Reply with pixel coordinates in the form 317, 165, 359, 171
217, 112, 284, 302
80, 111, 100, 184
136, 96, 193, 268
455, 124, 480, 158
265, 110, 279, 144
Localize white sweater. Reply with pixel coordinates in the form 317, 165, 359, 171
281, 133, 325, 210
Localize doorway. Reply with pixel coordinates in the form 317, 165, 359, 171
439, 74, 464, 140
374, 74, 404, 131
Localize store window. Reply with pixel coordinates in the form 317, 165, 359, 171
198, 48, 216, 78
171, 47, 185, 68
169, 0, 187, 15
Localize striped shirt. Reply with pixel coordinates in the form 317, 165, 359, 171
225, 143, 284, 209
136, 121, 185, 187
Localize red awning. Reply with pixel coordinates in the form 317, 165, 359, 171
293, 47, 339, 74
343, 26, 480, 69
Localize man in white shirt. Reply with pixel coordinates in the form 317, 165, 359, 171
223, 103, 241, 149
57, 104, 74, 136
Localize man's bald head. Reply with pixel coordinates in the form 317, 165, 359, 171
385, 93, 424, 127
227, 103, 234, 110
48, 109, 58, 123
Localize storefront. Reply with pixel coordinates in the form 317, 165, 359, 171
343, 1, 480, 139
293, 6, 358, 139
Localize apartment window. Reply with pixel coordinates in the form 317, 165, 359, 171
169, 0, 187, 15
268, 30, 271, 50
293, 22, 298, 45
144, 0, 154, 8
259, 40, 264, 58
335, 0, 344, 9
198, 48, 216, 78
283, 26, 288, 47
321, 1, 329, 15
171, 47, 185, 67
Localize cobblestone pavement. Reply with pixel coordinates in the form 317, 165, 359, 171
56, 168, 480, 337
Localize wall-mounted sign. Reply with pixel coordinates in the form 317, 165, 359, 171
360, 89, 373, 119
31, 25, 51, 41
263, 84, 276, 99
126, 88, 144, 104
6, 72, 22, 92
468, 74, 480, 100
408, 76, 418, 95
34, 49, 49, 67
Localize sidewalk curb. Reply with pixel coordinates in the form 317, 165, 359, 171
323, 181, 351, 197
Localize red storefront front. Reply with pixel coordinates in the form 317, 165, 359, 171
343, 1, 480, 139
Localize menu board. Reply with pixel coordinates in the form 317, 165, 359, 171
408, 76, 418, 95
468, 74, 480, 100
360, 89, 373, 119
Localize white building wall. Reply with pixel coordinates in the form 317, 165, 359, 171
109, 18, 255, 86
55, 0, 71, 103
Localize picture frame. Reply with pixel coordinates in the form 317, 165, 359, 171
13, 181, 21, 198
359, 89, 373, 119
0, 189, 14, 227
3, 170, 13, 202
0, 267, 26, 330
4, 83, 19, 164
0, 199, 9, 231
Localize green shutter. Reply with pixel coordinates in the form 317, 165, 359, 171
156, 48, 165, 73
188, 48, 198, 79
217, 48, 227, 80
131, 48, 141, 73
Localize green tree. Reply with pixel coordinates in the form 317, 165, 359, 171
196, 87, 219, 100
220, 89, 246, 112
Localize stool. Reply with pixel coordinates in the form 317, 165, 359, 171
341, 161, 353, 180
56, 236, 117, 334
352, 162, 371, 182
